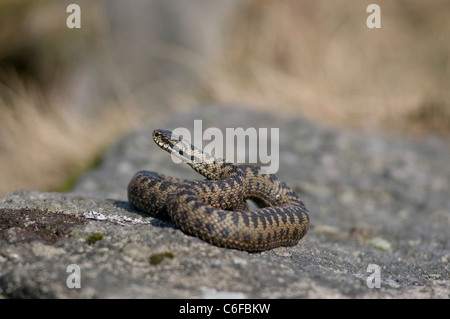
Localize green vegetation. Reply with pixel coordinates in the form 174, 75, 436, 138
149, 252, 175, 265
86, 233, 103, 245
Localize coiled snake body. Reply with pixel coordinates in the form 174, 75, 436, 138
127, 129, 310, 251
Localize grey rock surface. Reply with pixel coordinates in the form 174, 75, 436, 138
1, 105, 449, 298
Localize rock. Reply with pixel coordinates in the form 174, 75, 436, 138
367, 237, 393, 252
0, 105, 449, 298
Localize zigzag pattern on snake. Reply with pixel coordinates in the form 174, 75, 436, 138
127, 129, 310, 251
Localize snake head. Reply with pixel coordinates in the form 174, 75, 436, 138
152, 129, 183, 152
153, 129, 196, 163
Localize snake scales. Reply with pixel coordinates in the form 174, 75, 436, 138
127, 129, 310, 251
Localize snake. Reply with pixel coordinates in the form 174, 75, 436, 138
127, 129, 310, 251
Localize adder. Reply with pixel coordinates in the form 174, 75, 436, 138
127, 129, 310, 251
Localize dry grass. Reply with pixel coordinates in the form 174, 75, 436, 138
203, 0, 450, 133
0, 73, 134, 195
0, 1, 138, 196
0, 0, 449, 197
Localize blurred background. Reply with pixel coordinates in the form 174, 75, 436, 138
0, 0, 449, 197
